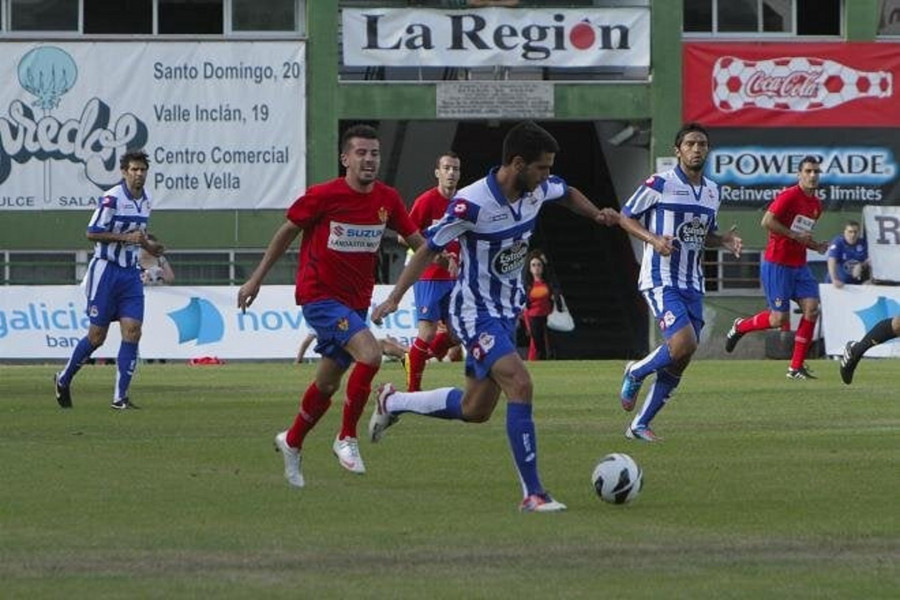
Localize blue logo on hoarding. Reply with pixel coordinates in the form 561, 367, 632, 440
854, 297, 900, 337
167, 297, 224, 345
1, 45, 148, 191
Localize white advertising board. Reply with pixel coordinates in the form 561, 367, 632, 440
0, 285, 416, 360
342, 7, 649, 68
820, 284, 900, 357
0, 41, 305, 211
863, 205, 900, 282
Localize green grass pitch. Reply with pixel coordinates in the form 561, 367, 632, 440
1, 359, 898, 598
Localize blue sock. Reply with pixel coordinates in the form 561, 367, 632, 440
506, 402, 543, 497
630, 343, 673, 381
59, 337, 97, 387
115, 341, 139, 400
634, 369, 681, 428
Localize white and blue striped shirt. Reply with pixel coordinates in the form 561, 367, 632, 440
426, 168, 567, 336
87, 180, 151, 269
622, 166, 721, 293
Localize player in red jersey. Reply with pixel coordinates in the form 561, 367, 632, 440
402, 152, 462, 391
238, 124, 424, 487
725, 156, 829, 379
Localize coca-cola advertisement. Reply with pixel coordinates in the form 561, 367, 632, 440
704, 128, 900, 208
684, 42, 899, 127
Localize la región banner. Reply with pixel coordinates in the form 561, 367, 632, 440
342, 7, 649, 69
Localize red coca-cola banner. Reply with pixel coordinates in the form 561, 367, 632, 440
684, 42, 900, 127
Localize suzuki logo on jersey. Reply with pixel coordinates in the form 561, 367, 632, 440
492, 240, 528, 277
675, 216, 708, 251
327, 221, 385, 253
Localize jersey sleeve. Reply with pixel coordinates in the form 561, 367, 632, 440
408, 192, 431, 231
428, 197, 478, 251
766, 189, 791, 222
285, 187, 323, 228
826, 235, 843, 259
622, 175, 665, 218
87, 195, 117, 233
540, 175, 568, 202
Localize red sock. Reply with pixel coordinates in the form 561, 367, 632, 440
790, 317, 816, 370
527, 338, 538, 361
407, 337, 430, 392
429, 331, 452, 361
736, 310, 775, 334
339, 361, 380, 440
286, 383, 332, 448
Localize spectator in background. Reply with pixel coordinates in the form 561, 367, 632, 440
825, 220, 870, 288
522, 250, 559, 361
139, 234, 175, 286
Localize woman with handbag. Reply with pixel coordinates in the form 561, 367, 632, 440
522, 250, 559, 360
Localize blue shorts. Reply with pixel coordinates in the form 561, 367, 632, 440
642, 286, 704, 340
84, 259, 144, 327
456, 314, 517, 380
413, 279, 453, 323
761, 260, 819, 312
302, 299, 369, 369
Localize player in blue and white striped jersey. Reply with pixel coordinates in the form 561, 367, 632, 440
369, 121, 618, 513
54, 150, 166, 411
617, 123, 742, 442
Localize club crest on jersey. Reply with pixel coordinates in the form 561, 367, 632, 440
492, 240, 528, 278
659, 310, 676, 330
774, 297, 784, 309
470, 332, 495, 361
675, 215, 708, 251
89, 305, 99, 318
337, 318, 349, 331
453, 201, 467, 216
378, 206, 388, 223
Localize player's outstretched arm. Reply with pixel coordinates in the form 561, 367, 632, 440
706, 225, 743, 258
238, 220, 301, 311
558, 186, 620, 226
372, 243, 438, 324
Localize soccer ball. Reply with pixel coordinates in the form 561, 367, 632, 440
592, 453, 643, 504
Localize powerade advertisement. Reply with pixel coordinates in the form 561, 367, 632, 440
0, 285, 417, 360
684, 42, 900, 208
706, 128, 900, 208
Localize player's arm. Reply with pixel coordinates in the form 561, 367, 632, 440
372, 243, 440, 324
705, 225, 742, 258
618, 215, 674, 257
238, 220, 301, 310
760, 210, 827, 251
557, 186, 620, 227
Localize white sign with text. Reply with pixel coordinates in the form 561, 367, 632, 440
863, 205, 900, 282
342, 7, 649, 68
0, 285, 416, 360
0, 41, 305, 211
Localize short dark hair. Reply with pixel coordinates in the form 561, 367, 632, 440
341, 124, 379, 153
799, 155, 821, 170
502, 121, 559, 165
120, 149, 149, 170
845, 220, 860, 228
674, 122, 710, 148
435, 151, 459, 168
